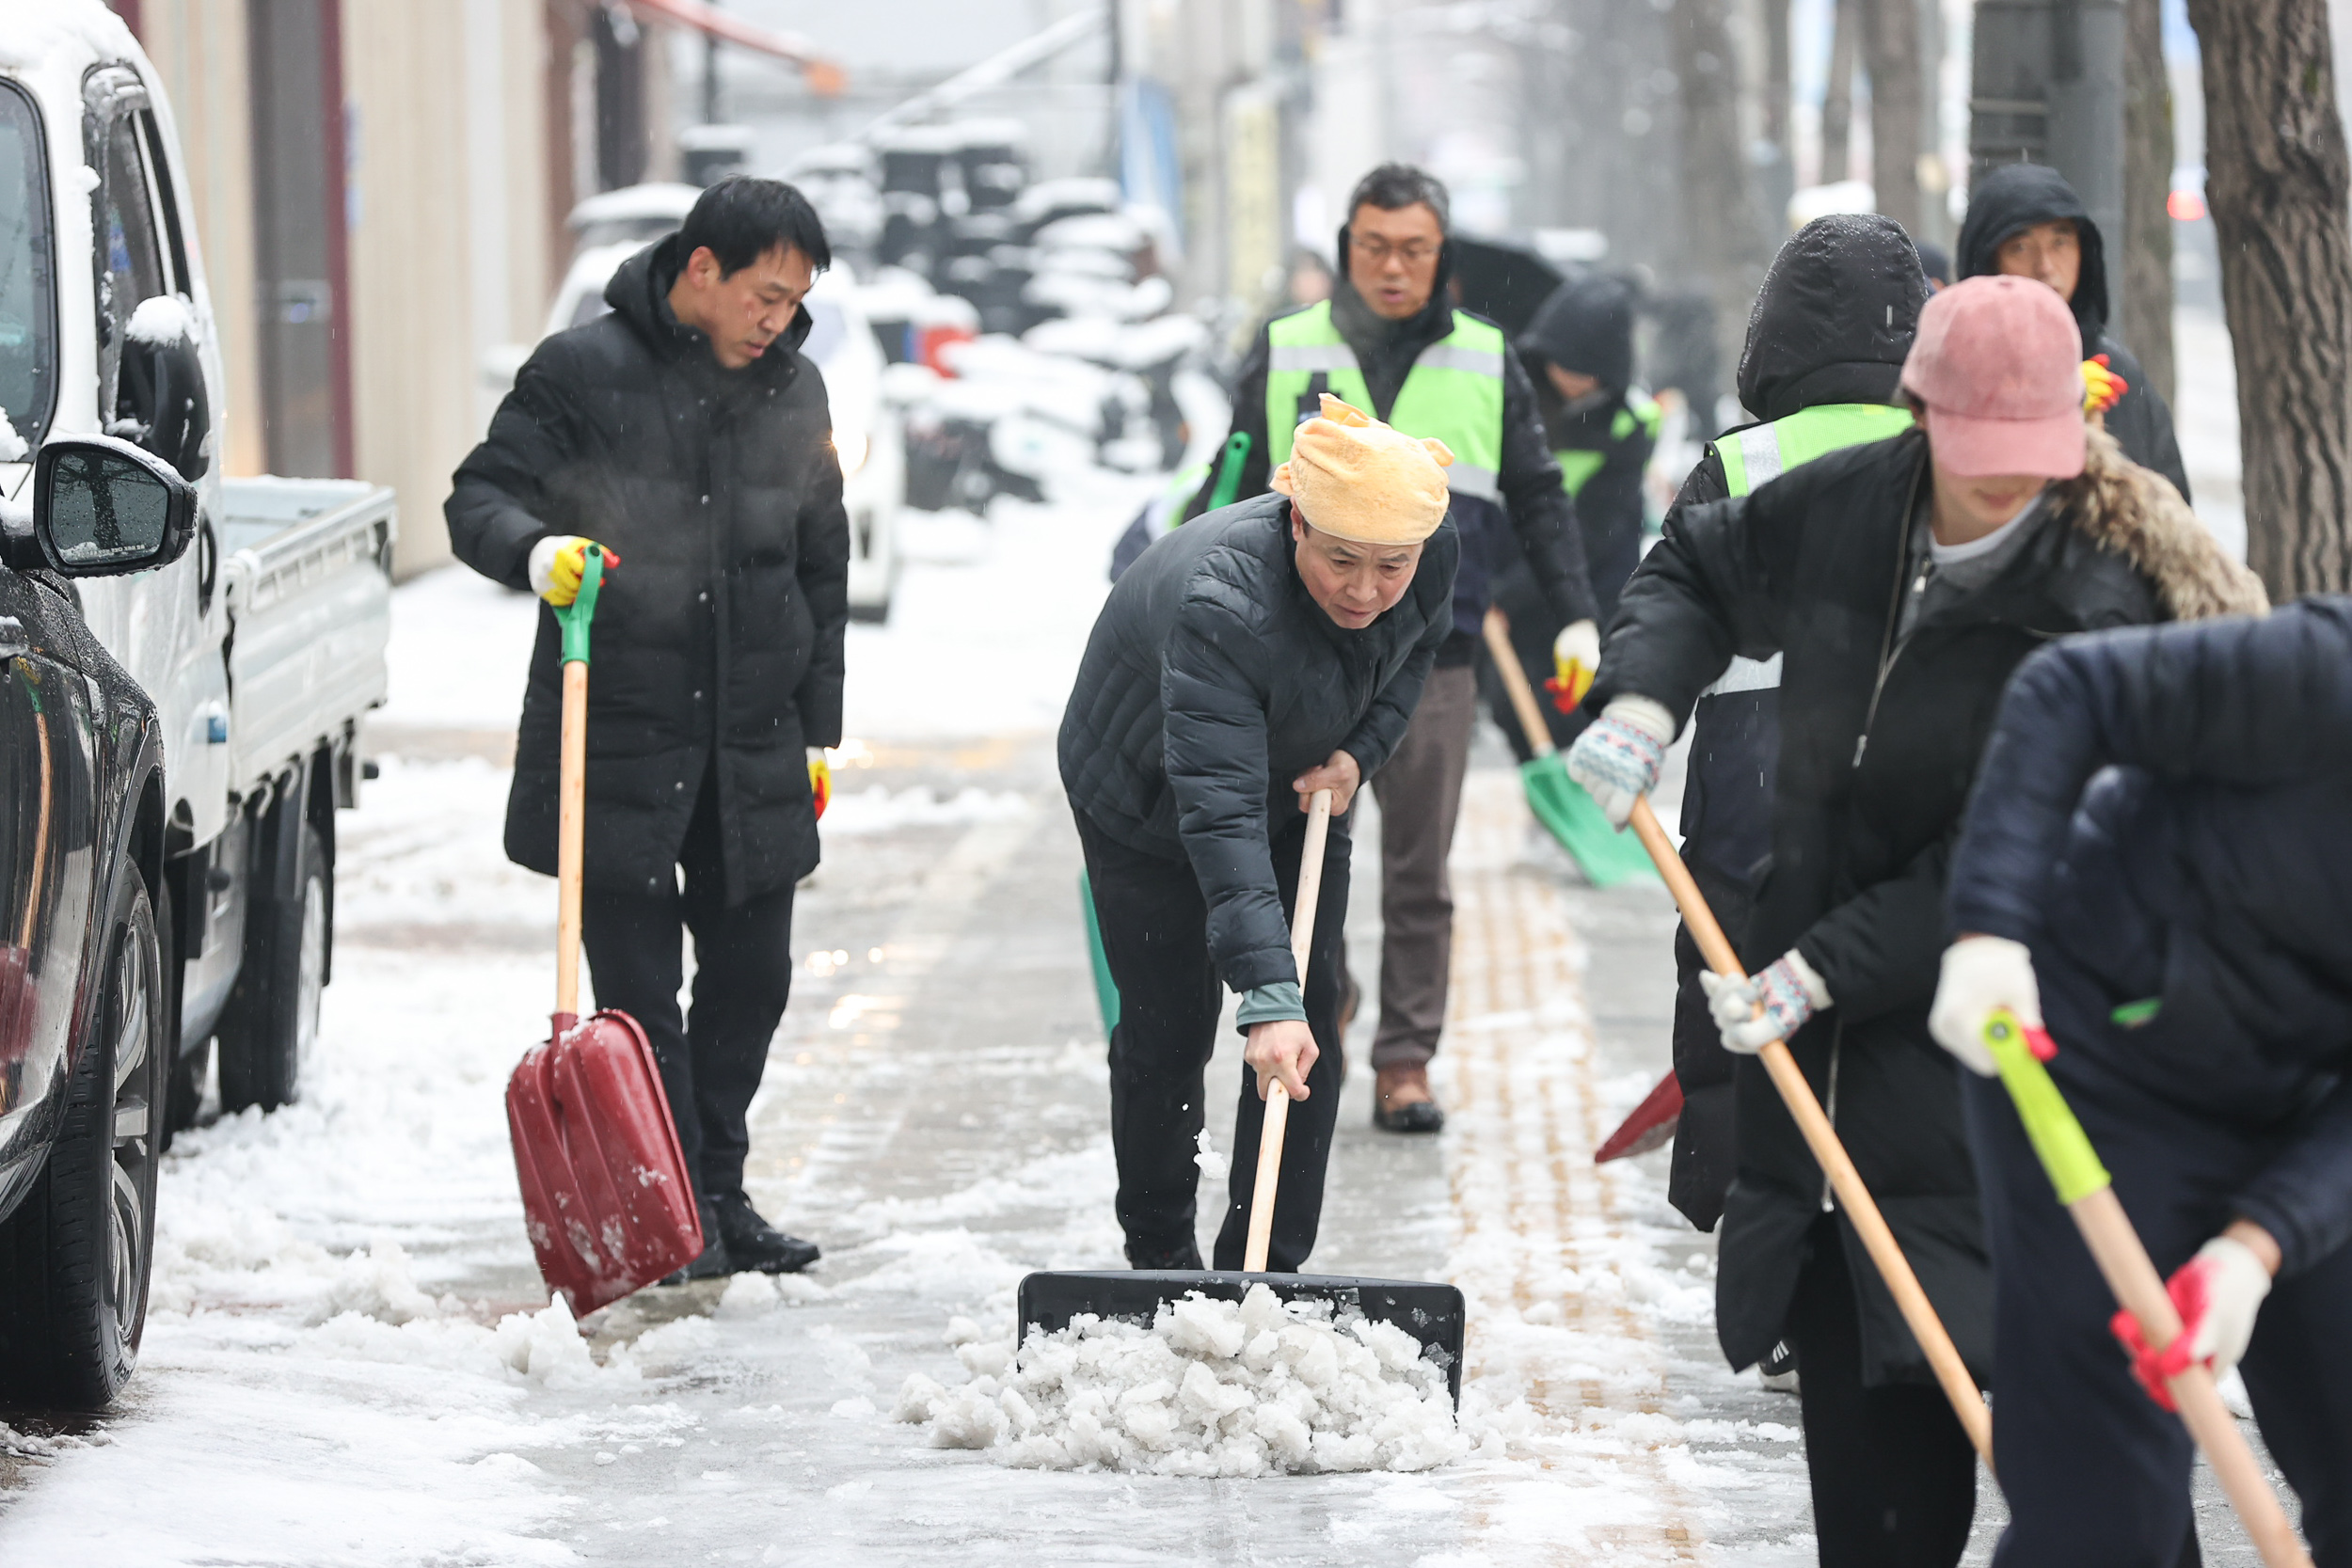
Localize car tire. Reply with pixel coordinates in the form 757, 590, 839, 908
0, 868, 167, 1409
216, 821, 327, 1114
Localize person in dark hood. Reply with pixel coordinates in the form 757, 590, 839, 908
446, 177, 848, 1281
1655, 215, 1926, 1244
1957, 162, 2191, 501
1192, 164, 1597, 1133
1479, 273, 1661, 757
1915, 241, 1952, 291
1568, 275, 2265, 1564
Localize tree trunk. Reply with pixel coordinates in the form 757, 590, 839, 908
1856, 0, 1922, 232
1671, 0, 1772, 401
2121, 0, 2175, 405
1821, 0, 1856, 185
2185, 0, 2352, 597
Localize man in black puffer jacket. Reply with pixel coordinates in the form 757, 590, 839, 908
1957, 162, 2191, 501
1567, 277, 2264, 1563
1931, 605, 2351, 1567
1063, 398, 1458, 1273
447, 178, 848, 1280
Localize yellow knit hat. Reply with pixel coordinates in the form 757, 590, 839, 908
1270, 395, 1454, 546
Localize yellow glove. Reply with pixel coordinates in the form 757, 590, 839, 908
1546, 619, 1600, 714
2082, 355, 2128, 417
808, 747, 832, 820
527, 535, 621, 608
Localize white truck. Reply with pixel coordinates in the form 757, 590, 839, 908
0, 0, 391, 1369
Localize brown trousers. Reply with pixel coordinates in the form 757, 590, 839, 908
1362, 662, 1478, 1070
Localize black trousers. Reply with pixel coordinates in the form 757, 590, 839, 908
1075, 808, 1350, 1273
1965, 962, 2352, 1567
1789, 1215, 1979, 1568
581, 773, 794, 1200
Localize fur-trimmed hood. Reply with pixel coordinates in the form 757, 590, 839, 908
2052, 425, 2268, 622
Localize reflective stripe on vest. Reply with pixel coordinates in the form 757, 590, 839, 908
1712, 402, 1915, 498
1700, 403, 1914, 698
1264, 302, 1506, 503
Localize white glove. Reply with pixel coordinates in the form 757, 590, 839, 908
1927, 936, 2042, 1077
2175, 1235, 2274, 1379
1549, 619, 1600, 710
1563, 695, 1674, 827
1699, 950, 1831, 1053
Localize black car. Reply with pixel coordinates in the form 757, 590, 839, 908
0, 436, 197, 1409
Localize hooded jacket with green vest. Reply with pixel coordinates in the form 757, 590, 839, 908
1193, 228, 1597, 663
1653, 214, 1927, 1234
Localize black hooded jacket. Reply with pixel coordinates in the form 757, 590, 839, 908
1656, 216, 1927, 1232
1956, 163, 2191, 501
1195, 226, 1596, 662
1519, 275, 1651, 616
1595, 425, 2263, 1386
1059, 494, 1458, 992
446, 236, 850, 906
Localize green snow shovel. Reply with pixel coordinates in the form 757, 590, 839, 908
1979, 1009, 2311, 1567
1077, 868, 1120, 1034
1480, 607, 1658, 888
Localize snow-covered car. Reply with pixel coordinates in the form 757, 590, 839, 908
543, 198, 905, 623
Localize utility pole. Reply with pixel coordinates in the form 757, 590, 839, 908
1969, 0, 2126, 313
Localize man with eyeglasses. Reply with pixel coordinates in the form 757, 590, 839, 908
1195, 164, 1597, 1134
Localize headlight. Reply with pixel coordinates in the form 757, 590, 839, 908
834, 428, 869, 476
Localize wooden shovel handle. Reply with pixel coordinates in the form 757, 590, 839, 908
1628, 796, 1995, 1470
2070, 1189, 2311, 1565
1481, 606, 1558, 760
555, 661, 588, 1020
1243, 787, 1333, 1273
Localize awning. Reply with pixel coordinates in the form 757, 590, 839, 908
624, 0, 847, 96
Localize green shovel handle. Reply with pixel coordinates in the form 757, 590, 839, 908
1983, 1007, 2112, 1206
553, 545, 606, 667
1205, 431, 1251, 513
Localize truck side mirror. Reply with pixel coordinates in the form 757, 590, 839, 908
31, 436, 199, 578
116, 299, 213, 481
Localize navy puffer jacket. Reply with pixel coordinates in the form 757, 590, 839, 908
1059, 494, 1456, 990
1948, 600, 2352, 1276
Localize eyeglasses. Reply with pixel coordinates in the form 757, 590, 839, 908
1352, 236, 1439, 266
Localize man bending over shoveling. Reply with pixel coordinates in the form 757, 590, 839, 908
1060, 396, 1459, 1273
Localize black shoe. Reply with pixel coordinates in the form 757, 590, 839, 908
1125, 1240, 1204, 1272
708, 1192, 821, 1275
660, 1200, 736, 1284
1759, 1338, 1800, 1393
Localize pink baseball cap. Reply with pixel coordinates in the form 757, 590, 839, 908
1899, 275, 2086, 478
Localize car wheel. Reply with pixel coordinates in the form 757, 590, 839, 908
216, 822, 327, 1113
0, 868, 167, 1409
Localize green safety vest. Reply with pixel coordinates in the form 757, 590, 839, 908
1555, 393, 1662, 499
1700, 401, 1915, 699
1264, 302, 1505, 503
1712, 402, 1915, 497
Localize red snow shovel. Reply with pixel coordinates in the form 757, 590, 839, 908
1595, 1070, 1683, 1163
506, 547, 705, 1315
1021, 789, 1470, 1402
1628, 796, 1996, 1467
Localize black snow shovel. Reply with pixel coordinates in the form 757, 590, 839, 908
1020, 788, 1470, 1402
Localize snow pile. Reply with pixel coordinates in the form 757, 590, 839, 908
0, 406, 26, 464
893, 1284, 1466, 1476
820, 784, 1034, 836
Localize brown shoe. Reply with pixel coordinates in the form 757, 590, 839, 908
1374, 1065, 1445, 1133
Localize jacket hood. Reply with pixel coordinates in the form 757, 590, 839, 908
606, 232, 814, 371
1520, 274, 1635, 392
2052, 426, 2267, 621
1955, 163, 2108, 345
1737, 214, 1928, 421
